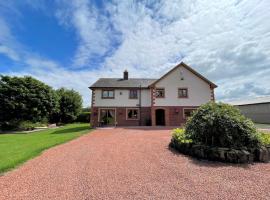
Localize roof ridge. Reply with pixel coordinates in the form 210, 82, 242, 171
99, 78, 157, 80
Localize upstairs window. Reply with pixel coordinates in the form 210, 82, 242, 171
178, 88, 188, 98
127, 109, 139, 120
129, 89, 138, 99
156, 88, 165, 98
102, 89, 115, 99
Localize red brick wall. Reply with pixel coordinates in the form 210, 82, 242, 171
90, 107, 99, 127
151, 106, 198, 126
90, 107, 151, 127
91, 106, 198, 127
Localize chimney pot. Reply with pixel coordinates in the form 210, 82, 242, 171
123, 70, 128, 80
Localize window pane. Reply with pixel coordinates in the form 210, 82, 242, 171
128, 110, 133, 118
108, 91, 114, 97
156, 89, 164, 97
133, 110, 138, 118
130, 90, 137, 98
179, 89, 188, 97
184, 109, 195, 118
127, 109, 139, 119
183, 89, 187, 96
102, 91, 108, 97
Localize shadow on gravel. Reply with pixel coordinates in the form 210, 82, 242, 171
120, 126, 178, 131
167, 146, 251, 169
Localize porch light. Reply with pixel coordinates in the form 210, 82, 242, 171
175, 108, 179, 113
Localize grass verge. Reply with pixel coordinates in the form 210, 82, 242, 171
0, 123, 92, 173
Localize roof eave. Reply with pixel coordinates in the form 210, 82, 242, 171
89, 86, 149, 90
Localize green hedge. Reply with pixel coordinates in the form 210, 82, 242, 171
76, 112, 91, 123
185, 102, 261, 149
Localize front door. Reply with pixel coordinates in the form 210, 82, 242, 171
155, 109, 165, 126
100, 109, 115, 126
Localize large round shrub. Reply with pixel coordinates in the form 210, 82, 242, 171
185, 102, 261, 148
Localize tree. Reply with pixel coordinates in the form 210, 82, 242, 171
0, 76, 59, 127
56, 88, 82, 123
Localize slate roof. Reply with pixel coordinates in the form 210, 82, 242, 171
89, 78, 157, 88
228, 96, 270, 106
89, 62, 217, 89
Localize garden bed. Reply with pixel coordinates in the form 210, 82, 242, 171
170, 138, 270, 163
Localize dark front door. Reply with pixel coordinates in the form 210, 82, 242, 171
155, 109, 165, 126
100, 109, 115, 126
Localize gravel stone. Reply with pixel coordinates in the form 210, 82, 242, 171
0, 127, 270, 200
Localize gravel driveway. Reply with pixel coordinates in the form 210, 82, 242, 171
1, 127, 270, 200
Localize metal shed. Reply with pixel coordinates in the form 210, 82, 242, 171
229, 96, 270, 124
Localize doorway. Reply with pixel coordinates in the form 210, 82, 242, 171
155, 109, 165, 126
99, 109, 115, 126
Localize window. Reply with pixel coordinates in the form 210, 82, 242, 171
129, 89, 138, 99
156, 88, 165, 98
184, 109, 196, 119
127, 109, 139, 120
178, 88, 188, 98
102, 89, 114, 99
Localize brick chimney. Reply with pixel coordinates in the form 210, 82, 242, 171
123, 70, 128, 80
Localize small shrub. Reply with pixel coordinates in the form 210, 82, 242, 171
185, 102, 261, 149
76, 112, 90, 123
17, 121, 36, 131
259, 132, 270, 146
172, 128, 192, 143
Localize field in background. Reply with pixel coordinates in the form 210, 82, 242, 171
255, 123, 270, 131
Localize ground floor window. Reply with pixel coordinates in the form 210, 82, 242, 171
127, 108, 139, 120
183, 108, 196, 119
99, 109, 115, 125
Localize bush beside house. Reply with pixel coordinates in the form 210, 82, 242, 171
76, 112, 91, 123
170, 102, 270, 163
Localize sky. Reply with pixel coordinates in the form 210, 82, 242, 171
0, 0, 270, 107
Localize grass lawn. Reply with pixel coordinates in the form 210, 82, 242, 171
0, 123, 92, 173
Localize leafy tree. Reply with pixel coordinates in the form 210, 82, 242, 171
0, 76, 59, 128
56, 88, 82, 123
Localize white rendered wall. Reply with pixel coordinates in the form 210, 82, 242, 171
93, 88, 151, 107
154, 66, 212, 106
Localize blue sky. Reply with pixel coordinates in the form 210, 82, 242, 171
0, 0, 270, 106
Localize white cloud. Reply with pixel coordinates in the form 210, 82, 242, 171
1, 0, 270, 106
0, 45, 20, 61
55, 0, 115, 67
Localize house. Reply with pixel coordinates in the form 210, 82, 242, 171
229, 96, 270, 124
89, 62, 217, 127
